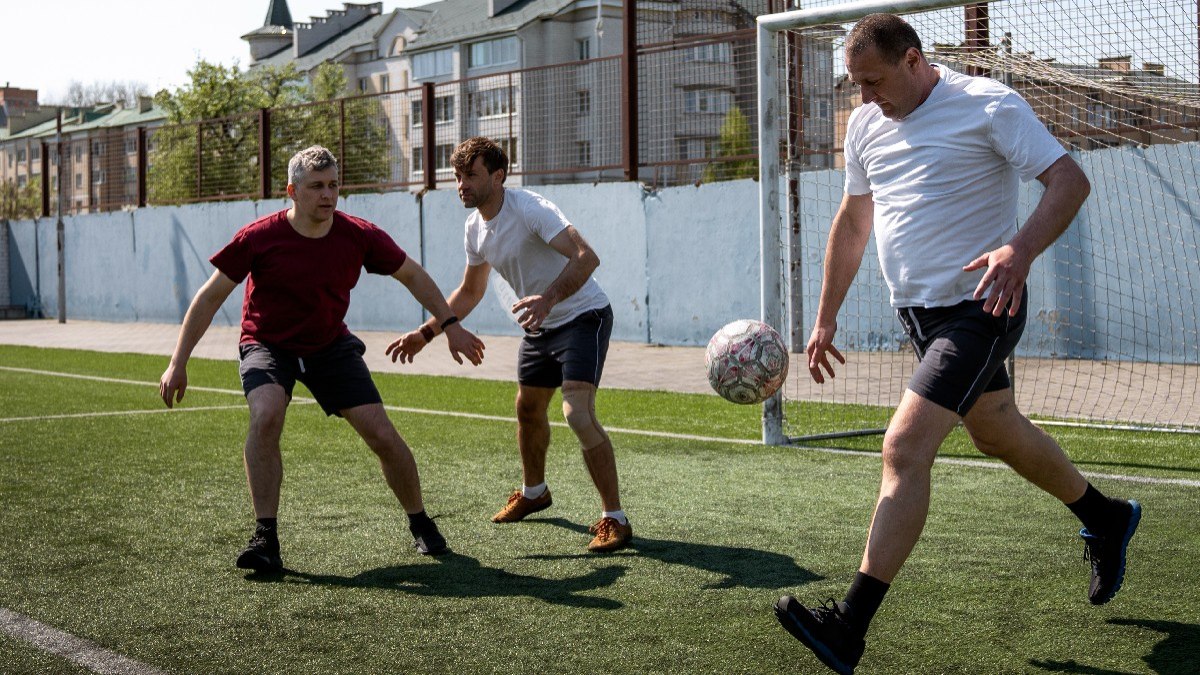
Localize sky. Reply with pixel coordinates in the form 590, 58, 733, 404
1, 0, 428, 104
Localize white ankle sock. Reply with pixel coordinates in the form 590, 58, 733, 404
602, 509, 627, 525
522, 483, 548, 499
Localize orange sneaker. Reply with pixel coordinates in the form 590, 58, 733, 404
491, 488, 553, 523
587, 516, 632, 552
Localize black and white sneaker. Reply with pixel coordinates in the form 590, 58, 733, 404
410, 518, 448, 556
236, 529, 283, 572
1081, 499, 1141, 605
775, 596, 864, 675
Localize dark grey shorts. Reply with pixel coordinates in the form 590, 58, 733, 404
238, 333, 382, 416
897, 289, 1026, 416
517, 305, 613, 388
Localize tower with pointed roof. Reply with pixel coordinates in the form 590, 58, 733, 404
242, 0, 295, 65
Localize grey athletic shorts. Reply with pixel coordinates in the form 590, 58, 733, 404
238, 333, 382, 416
896, 289, 1026, 416
518, 305, 613, 388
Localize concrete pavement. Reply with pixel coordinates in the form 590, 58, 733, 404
0, 319, 716, 396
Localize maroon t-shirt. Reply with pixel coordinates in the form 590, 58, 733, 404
210, 209, 407, 356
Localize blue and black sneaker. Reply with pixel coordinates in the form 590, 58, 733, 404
775, 596, 864, 675
236, 528, 283, 573
1080, 499, 1141, 605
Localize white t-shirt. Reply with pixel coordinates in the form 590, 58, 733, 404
465, 188, 609, 330
844, 64, 1067, 308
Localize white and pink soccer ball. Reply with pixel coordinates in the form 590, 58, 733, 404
705, 320, 790, 404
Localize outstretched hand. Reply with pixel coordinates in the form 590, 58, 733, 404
386, 330, 428, 364
511, 294, 553, 333
805, 323, 845, 384
444, 324, 485, 365
964, 243, 1032, 316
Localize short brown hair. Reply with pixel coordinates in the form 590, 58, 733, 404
450, 137, 509, 177
846, 13, 923, 63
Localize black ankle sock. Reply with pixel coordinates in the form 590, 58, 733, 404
407, 510, 432, 529
1066, 484, 1126, 535
843, 572, 890, 636
256, 517, 277, 531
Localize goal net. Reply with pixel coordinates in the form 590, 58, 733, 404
757, 0, 1200, 444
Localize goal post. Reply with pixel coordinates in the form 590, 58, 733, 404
758, 0, 1200, 445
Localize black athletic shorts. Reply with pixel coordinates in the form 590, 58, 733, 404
517, 305, 613, 388
896, 289, 1026, 416
238, 333, 382, 416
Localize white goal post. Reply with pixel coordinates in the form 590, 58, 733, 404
757, 0, 1200, 445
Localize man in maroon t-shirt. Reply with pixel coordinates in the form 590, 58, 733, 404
159, 146, 484, 572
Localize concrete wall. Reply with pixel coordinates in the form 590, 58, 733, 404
7, 142, 1199, 364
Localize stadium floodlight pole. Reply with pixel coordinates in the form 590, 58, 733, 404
757, 0, 987, 446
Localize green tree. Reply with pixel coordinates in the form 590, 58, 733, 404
0, 177, 42, 220
150, 59, 391, 204
702, 106, 758, 184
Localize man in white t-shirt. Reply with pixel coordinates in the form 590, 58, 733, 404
387, 136, 631, 552
774, 14, 1140, 674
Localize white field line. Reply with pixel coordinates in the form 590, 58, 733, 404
0, 404, 249, 424
0, 608, 168, 675
4, 366, 1197, 488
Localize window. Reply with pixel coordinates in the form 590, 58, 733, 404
412, 48, 454, 80
411, 144, 455, 172
496, 136, 518, 166
31, 146, 40, 160
124, 138, 136, 154
16, 148, 26, 163
683, 42, 732, 63
74, 145, 82, 162
469, 36, 518, 69
75, 174, 82, 189
683, 89, 731, 114
92, 141, 106, 156
577, 141, 592, 166
93, 169, 106, 184
469, 88, 513, 118
359, 78, 369, 92
378, 74, 390, 92
410, 95, 455, 127
577, 90, 591, 116
17, 175, 26, 188
577, 38, 592, 61
1087, 102, 1113, 129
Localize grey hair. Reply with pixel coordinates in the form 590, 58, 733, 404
287, 145, 339, 185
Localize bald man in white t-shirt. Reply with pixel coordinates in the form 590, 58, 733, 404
388, 136, 631, 553
774, 14, 1140, 675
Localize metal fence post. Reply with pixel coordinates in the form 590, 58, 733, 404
622, 0, 638, 182
137, 127, 147, 208
259, 108, 272, 200
40, 141, 50, 217
422, 82, 436, 190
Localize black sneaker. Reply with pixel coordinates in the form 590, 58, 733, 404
775, 596, 864, 675
1080, 499, 1141, 605
410, 518, 448, 556
236, 529, 283, 572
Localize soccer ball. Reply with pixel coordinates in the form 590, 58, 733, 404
705, 320, 790, 404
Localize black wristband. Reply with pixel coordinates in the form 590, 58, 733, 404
419, 325, 435, 342
439, 315, 459, 330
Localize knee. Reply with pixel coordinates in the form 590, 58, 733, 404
880, 433, 935, 479
248, 406, 286, 441
516, 394, 547, 426
561, 393, 607, 449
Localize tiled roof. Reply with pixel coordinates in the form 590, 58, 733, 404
407, 0, 576, 51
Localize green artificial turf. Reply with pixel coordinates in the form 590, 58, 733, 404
0, 346, 1196, 674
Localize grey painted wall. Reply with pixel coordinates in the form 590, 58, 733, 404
7, 144, 1198, 365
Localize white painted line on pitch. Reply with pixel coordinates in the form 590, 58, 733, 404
0, 365, 242, 396
0, 608, 168, 675
0, 404, 250, 424
6, 366, 1197, 488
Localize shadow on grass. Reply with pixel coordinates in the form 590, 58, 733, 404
522, 517, 823, 590
248, 552, 627, 609
1029, 618, 1200, 675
